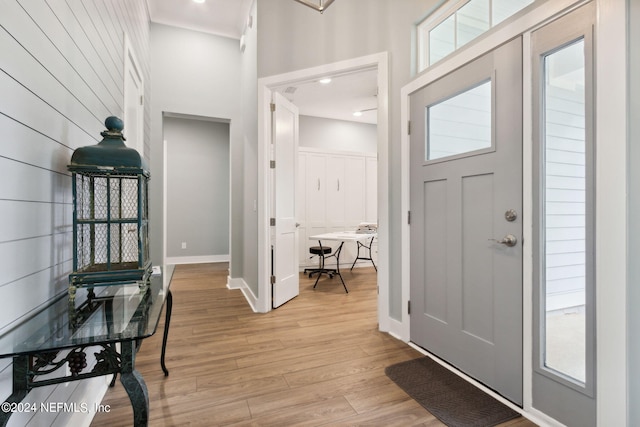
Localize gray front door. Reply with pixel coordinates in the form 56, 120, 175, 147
410, 37, 523, 404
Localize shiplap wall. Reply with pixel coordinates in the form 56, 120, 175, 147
0, 1, 150, 425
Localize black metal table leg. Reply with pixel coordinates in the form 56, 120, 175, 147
0, 356, 29, 427
161, 290, 172, 376
333, 242, 348, 293
350, 237, 377, 272
313, 241, 348, 293
120, 340, 149, 427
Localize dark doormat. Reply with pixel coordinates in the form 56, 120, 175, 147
385, 357, 520, 427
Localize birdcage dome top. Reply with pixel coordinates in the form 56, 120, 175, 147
68, 116, 149, 175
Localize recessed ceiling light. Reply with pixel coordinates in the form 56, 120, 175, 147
193, 0, 205, 3
353, 111, 363, 117
319, 78, 332, 84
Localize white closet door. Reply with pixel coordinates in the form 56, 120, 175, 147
297, 152, 308, 266
305, 153, 327, 265
306, 153, 326, 230
365, 156, 378, 223
325, 155, 345, 231
344, 155, 366, 226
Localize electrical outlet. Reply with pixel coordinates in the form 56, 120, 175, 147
181, 242, 187, 249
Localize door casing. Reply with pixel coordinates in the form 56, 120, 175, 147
256, 53, 390, 324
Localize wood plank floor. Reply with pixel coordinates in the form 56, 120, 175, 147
91, 263, 537, 426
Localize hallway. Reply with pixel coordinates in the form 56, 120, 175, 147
91, 263, 534, 426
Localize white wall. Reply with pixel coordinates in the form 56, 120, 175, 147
0, 0, 150, 425
164, 116, 230, 261
299, 115, 376, 153
240, 1, 259, 294
148, 23, 242, 270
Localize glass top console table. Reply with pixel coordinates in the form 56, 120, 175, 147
0, 268, 173, 427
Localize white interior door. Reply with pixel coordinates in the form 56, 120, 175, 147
272, 92, 299, 308
410, 37, 523, 404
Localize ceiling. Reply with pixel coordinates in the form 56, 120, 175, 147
147, 0, 254, 39
146, 0, 377, 125
273, 69, 378, 125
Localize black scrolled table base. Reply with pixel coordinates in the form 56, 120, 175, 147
121, 340, 150, 426
0, 289, 172, 427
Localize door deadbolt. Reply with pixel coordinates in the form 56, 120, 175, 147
505, 209, 517, 222
488, 234, 518, 247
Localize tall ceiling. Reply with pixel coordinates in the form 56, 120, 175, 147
147, 0, 254, 39
146, 0, 377, 124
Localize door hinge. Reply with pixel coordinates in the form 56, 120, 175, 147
407, 120, 411, 135
270, 218, 276, 226
408, 300, 411, 315
270, 160, 276, 169
270, 275, 276, 284
408, 210, 411, 225
270, 102, 276, 112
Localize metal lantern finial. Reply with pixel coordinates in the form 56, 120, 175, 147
67, 116, 151, 301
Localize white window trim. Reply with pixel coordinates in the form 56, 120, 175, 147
417, 0, 535, 72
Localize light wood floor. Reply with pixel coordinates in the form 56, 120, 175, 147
91, 263, 537, 426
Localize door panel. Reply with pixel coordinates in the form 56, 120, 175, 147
462, 173, 495, 342
272, 93, 299, 308
410, 36, 523, 404
423, 179, 447, 323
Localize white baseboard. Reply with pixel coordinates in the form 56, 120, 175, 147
386, 317, 408, 342
67, 376, 112, 427
227, 277, 259, 312
227, 276, 245, 290
6, 369, 111, 427
165, 254, 229, 265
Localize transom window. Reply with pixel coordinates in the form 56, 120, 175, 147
417, 0, 534, 71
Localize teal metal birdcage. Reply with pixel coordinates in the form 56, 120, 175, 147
67, 116, 151, 301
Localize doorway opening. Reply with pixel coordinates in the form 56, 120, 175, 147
162, 113, 231, 266
277, 67, 378, 299
257, 53, 390, 329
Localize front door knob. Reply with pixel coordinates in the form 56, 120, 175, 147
489, 234, 518, 247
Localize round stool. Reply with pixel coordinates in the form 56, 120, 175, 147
309, 246, 332, 256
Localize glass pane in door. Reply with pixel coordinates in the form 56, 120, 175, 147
543, 39, 586, 383
427, 80, 492, 161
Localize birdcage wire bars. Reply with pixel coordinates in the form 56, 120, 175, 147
69, 171, 151, 295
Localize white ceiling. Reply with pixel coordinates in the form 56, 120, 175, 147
147, 0, 254, 39
146, 0, 377, 125
273, 69, 378, 125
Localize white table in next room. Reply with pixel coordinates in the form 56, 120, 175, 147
307, 231, 377, 293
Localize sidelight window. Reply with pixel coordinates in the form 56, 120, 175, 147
540, 38, 589, 384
